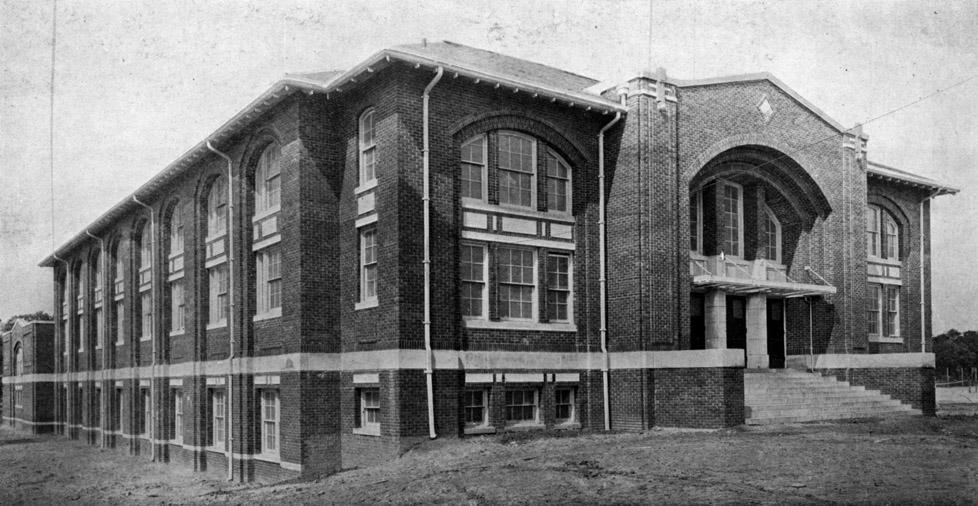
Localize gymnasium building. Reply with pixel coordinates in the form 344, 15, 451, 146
2, 41, 958, 481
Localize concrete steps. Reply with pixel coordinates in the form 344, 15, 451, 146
745, 369, 920, 425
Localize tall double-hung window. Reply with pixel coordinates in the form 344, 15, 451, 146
137, 221, 152, 341
721, 182, 743, 257
460, 135, 487, 201
167, 205, 185, 335
760, 205, 781, 263
92, 250, 104, 349
359, 108, 377, 186
866, 205, 901, 341
206, 176, 229, 328
253, 144, 283, 320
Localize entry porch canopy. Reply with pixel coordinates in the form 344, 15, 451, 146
691, 254, 836, 298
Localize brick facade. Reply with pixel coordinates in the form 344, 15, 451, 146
5, 42, 952, 481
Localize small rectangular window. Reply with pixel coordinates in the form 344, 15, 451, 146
356, 387, 380, 434
359, 228, 378, 304
172, 390, 183, 444
546, 254, 571, 322
463, 390, 489, 429
505, 389, 539, 425
211, 390, 226, 449
555, 387, 576, 424
260, 390, 279, 456
460, 244, 486, 318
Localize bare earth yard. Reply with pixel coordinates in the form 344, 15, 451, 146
2, 415, 977, 505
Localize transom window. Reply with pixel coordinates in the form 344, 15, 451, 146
497, 247, 535, 320
497, 132, 536, 208
505, 389, 539, 425
359, 109, 377, 185
255, 144, 281, 215
460, 135, 487, 201
867, 205, 900, 260
721, 182, 743, 257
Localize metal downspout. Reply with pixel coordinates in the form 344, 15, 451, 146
598, 93, 624, 431
131, 195, 157, 461
206, 140, 236, 480
920, 190, 939, 353
422, 66, 443, 439
86, 229, 106, 448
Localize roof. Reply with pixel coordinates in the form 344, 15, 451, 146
866, 161, 960, 195
40, 41, 625, 267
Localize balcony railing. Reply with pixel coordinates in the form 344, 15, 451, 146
689, 252, 835, 297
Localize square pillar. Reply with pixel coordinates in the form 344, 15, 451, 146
746, 294, 768, 368
704, 290, 727, 349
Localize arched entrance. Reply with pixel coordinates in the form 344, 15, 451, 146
688, 145, 834, 368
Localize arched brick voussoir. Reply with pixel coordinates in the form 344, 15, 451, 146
449, 109, 593, 170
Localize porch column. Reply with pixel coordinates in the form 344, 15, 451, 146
704, 290, 726, 349
746, 294, 768, 368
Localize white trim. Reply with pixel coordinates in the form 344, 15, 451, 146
168, 329, 185, 338
868, 336, 904, 344
786, 353, 934, 369
204, 255, 227, 269
460, 134, 489, 204
355, 213, 379, 228
354, 299, 379, 311
461, 230, 574, 251
503, 373, 544, 383
352, 426, 380, 436
462, 200, 575, 224
2, 349, 749, 386
464, 319, 576, 332
353, 373, 380, 384
205, 321, 228, 331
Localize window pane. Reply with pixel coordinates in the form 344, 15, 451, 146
722, 184, 740, 256
546, 151, 570, 213
460, 245, 485, 317
690, 192, 699, 251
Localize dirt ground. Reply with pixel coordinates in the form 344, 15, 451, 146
2, 415, 977, 505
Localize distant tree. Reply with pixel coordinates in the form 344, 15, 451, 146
934, 329, 978, 380
1, 311, 53, 332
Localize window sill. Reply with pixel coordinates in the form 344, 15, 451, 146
463, 319, 576, 332
355, 299, 379, 311
205, 446, 226, 453
205, 321, 228, 331
464, 425, 496, 435
504, 423, 545, 432
869, 336, 903, 344
254, 452, 281, 464
353, 426, 380, 437
354, 179, 378, 195
139, 336, 151, 342
868, 256, 902, 266
168, 329, 185, 337
253, 308, 282, 322
115, 341, 124, 347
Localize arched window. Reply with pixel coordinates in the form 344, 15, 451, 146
460, 135, 486, 202
92, 249, 104, 349
111, 239, 125, 347
866, 205, 899, 260
545, 149, 571, 214
138, 221, 152, 283
14, 343, 23, 376
206, 176, 228, 238
168, 206, 184, 258
254, 144, 281, 216
760, 206, 781, 263
137, 221, 153, 340
359, 108, 376, 185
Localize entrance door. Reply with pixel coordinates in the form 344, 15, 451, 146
690, 293, 705, 350
767, 298, 785, 368
726, 296, 747, 357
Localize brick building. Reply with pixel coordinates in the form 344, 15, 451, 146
2, 319, 56, 433
2, 41, 958, 480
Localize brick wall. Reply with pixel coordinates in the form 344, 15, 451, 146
822, 367, 936, 414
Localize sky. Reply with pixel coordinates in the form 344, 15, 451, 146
1, 0, 976, 332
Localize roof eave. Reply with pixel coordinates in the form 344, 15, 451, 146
866, 167, 960, 196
